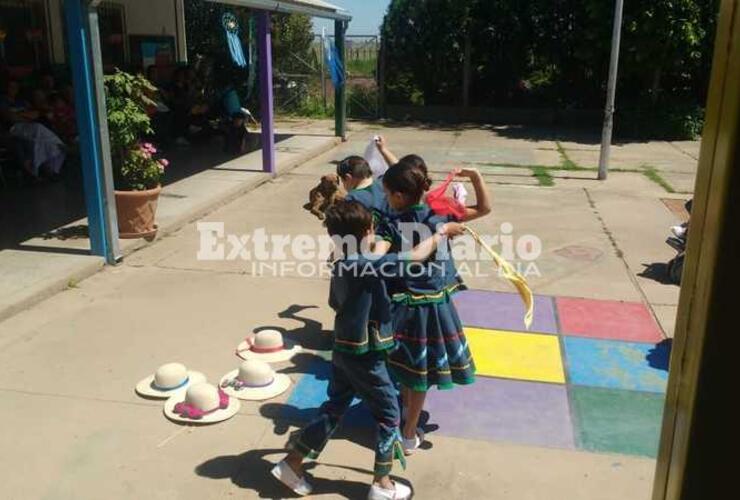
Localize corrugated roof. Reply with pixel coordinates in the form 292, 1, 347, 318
208, 0, 352, 21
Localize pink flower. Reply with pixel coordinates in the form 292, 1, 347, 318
158, 158, 169, 168
141, 142, 157, 154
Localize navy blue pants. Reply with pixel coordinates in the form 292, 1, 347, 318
290, 351, 404, 476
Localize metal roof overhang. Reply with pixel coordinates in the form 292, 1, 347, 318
206, 0, 352, 22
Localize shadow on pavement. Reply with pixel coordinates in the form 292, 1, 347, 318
639, 262, 678, 285
259, 401, 376, 451
196, 449, 407, 498
646, 339, 673, 371
252, 304, 333, 352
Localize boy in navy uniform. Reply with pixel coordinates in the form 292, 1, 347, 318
272, 200, 463, 500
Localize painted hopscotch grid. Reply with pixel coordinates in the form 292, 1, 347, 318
278, 289, 670, 458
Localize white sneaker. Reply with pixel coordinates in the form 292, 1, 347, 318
402, 430, 425, 456
368, 481, 412, 500
271, 460, 313, 496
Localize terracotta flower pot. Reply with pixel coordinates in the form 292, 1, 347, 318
114, 185, 161, 239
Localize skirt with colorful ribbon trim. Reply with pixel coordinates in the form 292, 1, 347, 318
388, 292, 475, 391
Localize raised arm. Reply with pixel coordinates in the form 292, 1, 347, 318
375, 135, 399, 165
404, 222, 465, 261
456, 168, 492, 222
372, 221, 464, 261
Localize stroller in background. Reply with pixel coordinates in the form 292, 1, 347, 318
666, 199, 692, 285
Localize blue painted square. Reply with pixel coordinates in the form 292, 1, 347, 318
283, 358, 374, 426
563, 337, 668, 393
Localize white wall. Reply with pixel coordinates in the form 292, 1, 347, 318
123, 0, 177, 37
48, 0, 66, 64
46, 0, 186, 65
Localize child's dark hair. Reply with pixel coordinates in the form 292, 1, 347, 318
324, 200, 373, 241
398, 154, 429, 178
336, 155, 372, 179
383, 161, 432, 204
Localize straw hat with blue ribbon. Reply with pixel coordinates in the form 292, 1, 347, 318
135, 362, 206, 399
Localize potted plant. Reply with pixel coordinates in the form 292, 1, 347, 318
104, 70, 168, 239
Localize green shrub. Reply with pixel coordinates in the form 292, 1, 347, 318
617, 105, 705, 140
348, 85, 378, 119
104, 70, 167, 191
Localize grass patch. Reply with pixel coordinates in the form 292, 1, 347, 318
531, 166, 555, 186
555, 142, 593, 171
346, 58, 377, 77
472, 162, 552, 171
642, 166, 676, 193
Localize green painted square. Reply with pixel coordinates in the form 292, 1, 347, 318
571, 386, 665, 457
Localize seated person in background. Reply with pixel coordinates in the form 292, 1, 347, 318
37, 70, 57, 95
61, 83, 75, 108
145, 65, 173, 147
0, 80, 40, 124
48, 92, 77, 145
1, 79, 66, 182
167, 66, 210, 146
29, 89, 54, 128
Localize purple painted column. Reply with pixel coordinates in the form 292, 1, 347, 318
256, 11, 275, 174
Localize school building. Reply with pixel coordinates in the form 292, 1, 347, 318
0, 0, 350, 263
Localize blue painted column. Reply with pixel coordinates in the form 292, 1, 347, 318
64, 0, 119, 263
256, 11, 276, 175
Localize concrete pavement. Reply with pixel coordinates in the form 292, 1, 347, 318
0, 131, 339, 322
0, 122, 696, 498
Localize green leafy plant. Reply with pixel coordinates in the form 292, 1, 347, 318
104, 70, 168, 191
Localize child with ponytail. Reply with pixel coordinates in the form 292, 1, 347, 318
378, 158, 491, 454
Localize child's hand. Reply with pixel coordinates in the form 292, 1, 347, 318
439, 222, 466, 238
454, 167, 481, 179
375, 135, 388, 151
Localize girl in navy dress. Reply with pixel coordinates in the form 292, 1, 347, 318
378, 159, 492, 454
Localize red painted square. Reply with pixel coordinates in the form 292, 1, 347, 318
556, 297, 663, 342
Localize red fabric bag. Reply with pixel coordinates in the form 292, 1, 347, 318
426, 172, 467, 219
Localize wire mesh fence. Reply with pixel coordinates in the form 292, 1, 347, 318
272, 34, 379, 119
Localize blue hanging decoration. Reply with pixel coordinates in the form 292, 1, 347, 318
222, 12, 247, 68
324, 37, 345, 89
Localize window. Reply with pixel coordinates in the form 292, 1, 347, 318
0, 0, 50, 72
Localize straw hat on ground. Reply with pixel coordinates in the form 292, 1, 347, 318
135, 362, 206, 399
220, 359, 291, 401
236, 329, 302, 363
164, 382, 241, 424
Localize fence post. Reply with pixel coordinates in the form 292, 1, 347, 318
378, 35, 386, 118
334, 20, 347, 139
320, 29, 327, 112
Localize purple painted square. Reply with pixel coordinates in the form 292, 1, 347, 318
425, 377, 575, 449
454, 289, 557, 334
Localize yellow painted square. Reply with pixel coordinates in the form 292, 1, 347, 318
465, 327, 565, 384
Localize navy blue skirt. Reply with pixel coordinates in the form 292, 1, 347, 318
388, 292, 475, 391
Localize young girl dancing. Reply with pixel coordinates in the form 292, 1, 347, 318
378, 159, 492, 453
